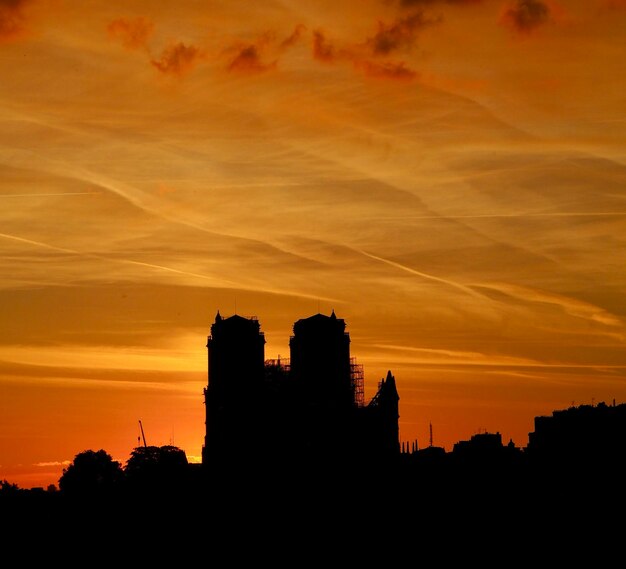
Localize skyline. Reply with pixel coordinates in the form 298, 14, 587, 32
1, 0, 625, 489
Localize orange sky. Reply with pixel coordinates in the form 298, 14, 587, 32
1, 0, 625, 489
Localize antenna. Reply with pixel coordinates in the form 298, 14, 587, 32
429, 422, 433, 448
138, 420, 147, 448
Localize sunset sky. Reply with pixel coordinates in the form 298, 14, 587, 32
1, 0, 625, 489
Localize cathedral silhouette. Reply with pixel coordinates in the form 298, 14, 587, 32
202, 310, 400, 471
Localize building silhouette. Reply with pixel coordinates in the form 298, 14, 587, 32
526, 399, 626, 471
202, 310, 400, 471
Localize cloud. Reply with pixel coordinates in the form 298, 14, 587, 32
108, 16, 203, 77
355, 59, 418, 81
280, 23, 307, 50
367, 11, 440, 55
313, 26, 420, 81
603, 0, 626, 8
151, 42, 203, 76
227, 43, 277, 73
312, 29, 337, 62
474, 282, 623, 328
107, 16, 154, 51
355, 248, 486, 299
36, 460, 71, 467
500, 0, 551, 34
0, 0, 32, 42
400, 0, 482, 6
225, 29, 304, 74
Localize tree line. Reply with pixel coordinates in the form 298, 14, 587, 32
1, 444, 191, 498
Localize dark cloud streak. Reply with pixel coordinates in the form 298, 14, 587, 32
225, 27, 305, 73
356, 59, 418, 81
312, 29, 337, 62
500, 0, 550, 34
0, 0, 32, 42
227, 43, 277, 73
400, 0, 482, 6
280, 23, 307, 50
151, 42, 202, 76
107, 17, 154, 51
367, 11, 440, 55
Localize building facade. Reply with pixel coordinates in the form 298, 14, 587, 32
202, 310, 400, 470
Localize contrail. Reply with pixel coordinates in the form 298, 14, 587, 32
0, 232, 77, 254
0, 231, 234, 283
0, 232, 336, 303
374, 212, 626, 220
0, 192, 100, 198
354, 248, 486, 300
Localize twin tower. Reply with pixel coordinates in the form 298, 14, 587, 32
202, 310, 400, 470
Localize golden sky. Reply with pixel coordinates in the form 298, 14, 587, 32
1, 0, 625, 488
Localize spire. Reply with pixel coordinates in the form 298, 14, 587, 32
383, 370, 399, 401
215, 310, 222, 322
330, 309, 336, 320
385, 370, 395, 386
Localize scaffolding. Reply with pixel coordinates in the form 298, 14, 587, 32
350, 357, 364, 407
264, 357, 291, 372
264, 356, 363, 406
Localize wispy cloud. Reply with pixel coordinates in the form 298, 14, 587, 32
151, 42, 203, 76
36, 460, 71, 467
226, 43, 276, 73
356, 248, 487, 299
372, 212, 626, 220
313, 23, 422, 81
280, 23, 307, 50
0, 230, 237, 285
366, 11, 440, 55
602, 0, 626, 9
106, 12, 426, 82
312, 29, 338, 62
354, 59, 418, 80
474, 282, 623, 328
107, 16, 154, 51
225, 26, 307, 73
108, 15, 203, 77
0, 0, 32, 42
0, 191, 99, 198
400, 0, 482, 6
500, 0, 551, 34
371, 343, 537, 366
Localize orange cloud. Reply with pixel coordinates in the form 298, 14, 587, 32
224, 30, 291, 74
400, 0, 482, 6
355, 59, 418, 81
367, 11, 440, 55
421, 71, 488, 92
227, 44, 277, 73
107, 16, 154, 51
280, 23, 307, 50
603, 0, 626, 8
312, 29, 337, 62
0, 0, 32, 43
151, 42, 202, 76
500, 0, 551, 34
312, 25, 421, 83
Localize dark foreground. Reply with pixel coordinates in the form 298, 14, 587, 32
2, 457, 624, 563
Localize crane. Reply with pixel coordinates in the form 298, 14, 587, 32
138, 420, 147, 448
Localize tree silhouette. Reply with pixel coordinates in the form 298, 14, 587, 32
0, 479, 20, 495
59, 449, 124, 496
124, 445, 188, 492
